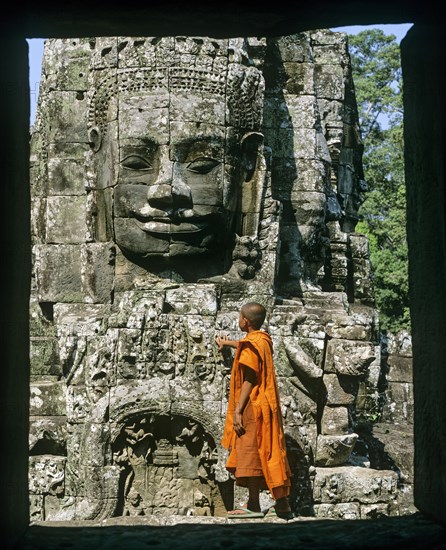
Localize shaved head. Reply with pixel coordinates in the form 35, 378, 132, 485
241, 302, 266, 330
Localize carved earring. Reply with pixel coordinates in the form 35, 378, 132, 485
240, 131, 263, 182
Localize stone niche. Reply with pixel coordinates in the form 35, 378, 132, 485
29, 31, 402, 521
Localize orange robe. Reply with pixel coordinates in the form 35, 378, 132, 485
221, 330, 291, 500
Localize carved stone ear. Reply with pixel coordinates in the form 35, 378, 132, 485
240, 132, 264, 182
88, 126, 102, 153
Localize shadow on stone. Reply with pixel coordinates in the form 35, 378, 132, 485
17, 513, 446, 549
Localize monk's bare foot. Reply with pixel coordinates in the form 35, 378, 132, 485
274, 497, 291, 513
227, 509, 246, 516
227, 503, 264, 518
227, 509, 254, 516
227, 501, 261, 515
273, 498, 293, 519
246, 499, 261, 513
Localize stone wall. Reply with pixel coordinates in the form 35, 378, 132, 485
28, 30, 409, 521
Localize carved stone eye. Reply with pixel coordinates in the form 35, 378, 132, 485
187, 157, 219, 174
121, 155, 152, 171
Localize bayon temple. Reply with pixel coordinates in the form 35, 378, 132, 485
28, 30, 414, 521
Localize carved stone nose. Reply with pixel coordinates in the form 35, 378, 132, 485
147, 184, 174, 208
147, 181, 192, 211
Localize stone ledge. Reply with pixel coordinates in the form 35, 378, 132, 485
20, 513, 446, 549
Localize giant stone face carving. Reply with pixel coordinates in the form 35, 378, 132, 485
88, 50, 264, 275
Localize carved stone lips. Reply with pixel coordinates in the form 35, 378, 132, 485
134, 219, 207, 234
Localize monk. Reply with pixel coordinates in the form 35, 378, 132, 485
216, 302, 293, 519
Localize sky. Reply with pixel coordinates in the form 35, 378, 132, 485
27, 23, 413, 126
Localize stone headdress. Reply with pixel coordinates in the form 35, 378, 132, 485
88, 36, 265, 138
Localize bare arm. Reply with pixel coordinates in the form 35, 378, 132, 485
215, 334, 239, 350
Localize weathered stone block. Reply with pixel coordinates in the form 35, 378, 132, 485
263, 97, 293, 129
29, 494, 44, 522
313, 43, 348, 66
297, 334, 326, 362
165, 285, 217, 316
368, 424, 414, 482
275, 34, 312, 63
42, 38, 91, 70
30, 337, 61, 377
291, 191, 326, 225
29, 416, 68, 456
278, 377, 318, 427
324, 316, 371, 341
115, 327, 142, 378
365, 350, 382, 388
324, 338, 375, 376
387, 355, 413, 383
271, 158, 328, 199
35, 244, 83, 303
85, 187, 114, 243
45, 90, 89, 143
282, 336, 323, 378
282, 62, 315, 95
314, 64, 345, 101
44, 495, 77, 521
81, 422, 113, 469
46, 196, 87, 243
349, 233, 370, 259
314, 502, 360, 519
110, 291, 165, 330
47, 155, 86, 196
171, 91, 226, 126
386, 331, 412, 356
81, 243, 115, 304
75, 495, 119, 521
30, 381, 67, 416
56, 57, 90, 91
64, 424, 84, 493
269, 127, 327, 163
63, 384, 84, 423
29, 455, 66, 495
113, 252, 159, 293
315, 433, 358, 466
89, 37, 119, 69
318, 98, 344, 129
109, 380, 171, 423
313, 466, 398, 504
394, 483, 417, 516
321, 405, 349, 434
326, 220, 348, 243
352, 262, 374, 302
311, 29, 348, 48
53, 303, 109, 330
324, 373, 359, 406
382, 381, 414, 423
75, 464, 120, 507
31, 197, 47, 242
283, 94, 319, 129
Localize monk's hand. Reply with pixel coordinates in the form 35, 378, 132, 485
215, 334, 228, 351
233, 410, 245, 437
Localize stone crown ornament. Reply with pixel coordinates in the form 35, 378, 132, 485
88, 36, 265, 137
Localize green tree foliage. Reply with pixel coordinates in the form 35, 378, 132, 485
348, 29, 410, 332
